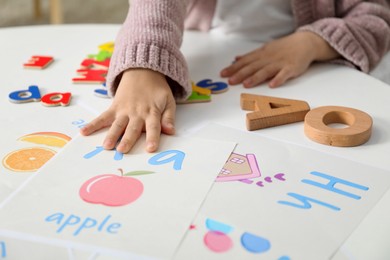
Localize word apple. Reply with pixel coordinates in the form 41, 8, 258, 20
45, 212, 121, 236
79, 169, 154, 207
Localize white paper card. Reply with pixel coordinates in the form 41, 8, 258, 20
174, 123, 390, 260
0, 104, 93, 205
0, 132, 236, 259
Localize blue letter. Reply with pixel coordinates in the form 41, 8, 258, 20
45, 212, 64, 224
0, 241, 6, 258
148, 150, 185, 170
302, 171, 369, 200
9, 85, 41, 103
278, 192, 340, 211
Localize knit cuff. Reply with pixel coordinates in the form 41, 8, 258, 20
106, 43, 191, 101
298, 19, 369, 72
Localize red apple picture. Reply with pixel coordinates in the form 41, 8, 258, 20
79, 169, 153, 207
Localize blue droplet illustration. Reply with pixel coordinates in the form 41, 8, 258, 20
278, 256, 291, 260
205, 219, 233, 234
241, 232, 271, 253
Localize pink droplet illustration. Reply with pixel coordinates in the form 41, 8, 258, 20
204, 231, 233, 253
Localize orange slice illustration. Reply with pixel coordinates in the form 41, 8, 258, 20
2, 147, 56, 172
18, 132, 71, 148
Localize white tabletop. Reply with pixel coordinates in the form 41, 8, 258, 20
1, 24, 390, 259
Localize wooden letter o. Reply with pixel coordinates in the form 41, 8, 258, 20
304, 106, 372, 147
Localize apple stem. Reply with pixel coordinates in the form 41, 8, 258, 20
118, 168, 124, 176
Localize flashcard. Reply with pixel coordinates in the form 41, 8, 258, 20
23, 56, 54, 69
0, 235, 68, 259
175, 215, 291, 260
0, 132, 236, 259
0, 103, 94, 206
174, 123, 390, 259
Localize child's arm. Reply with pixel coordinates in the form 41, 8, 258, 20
296, 0, 390, 74
220, 31, 340, 88
81, 0, 191, 153
221, 0, 390, 88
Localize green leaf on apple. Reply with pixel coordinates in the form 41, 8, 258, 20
124, 171, 155, 176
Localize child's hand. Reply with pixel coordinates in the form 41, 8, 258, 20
80, 68, 176, 153
220, 31, 339, 88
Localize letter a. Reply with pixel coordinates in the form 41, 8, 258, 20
240, 93, 310, 131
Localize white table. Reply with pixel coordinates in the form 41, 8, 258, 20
0, 24, 390, 259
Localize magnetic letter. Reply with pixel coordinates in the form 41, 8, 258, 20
23, 55, 54, 69
196, 79, 229, 94
9, 85, 41, 103
41, 92, 72, 107
72, 69, 107, 84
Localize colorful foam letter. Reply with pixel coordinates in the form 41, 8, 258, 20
98, 42, 115, 53
196, 79, 229, 94
72, 69, 107, 84
177, 82, 212, 104
41, 92, 72, 107
9, 85, 42, 103
80, 58, 110, 70
88, 50, 112, 62
23, 56, 54, 69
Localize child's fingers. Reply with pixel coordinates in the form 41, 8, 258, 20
228, 59, 267, 85
103, 116, 129, 151
116, 117, 143, 153
145, 115, 162, 153
268, 67, 296, 88
161, 102, 176, 136
243, 64, 278, 88
220, 52, 257, 77
80, 112, 113, 136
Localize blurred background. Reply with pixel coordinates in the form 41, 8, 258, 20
0, 0, 128, 27
1, 0, 388, 84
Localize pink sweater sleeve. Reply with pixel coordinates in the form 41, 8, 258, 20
294, 0, 390, 73
106, 0, 191, 101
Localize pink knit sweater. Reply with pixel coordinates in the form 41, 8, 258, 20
107, 0, 390, 100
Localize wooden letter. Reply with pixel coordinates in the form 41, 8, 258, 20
241, 93, 310, 131
304, 106, 372, 147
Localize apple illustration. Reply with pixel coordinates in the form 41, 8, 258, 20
79, 169, 153, 207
